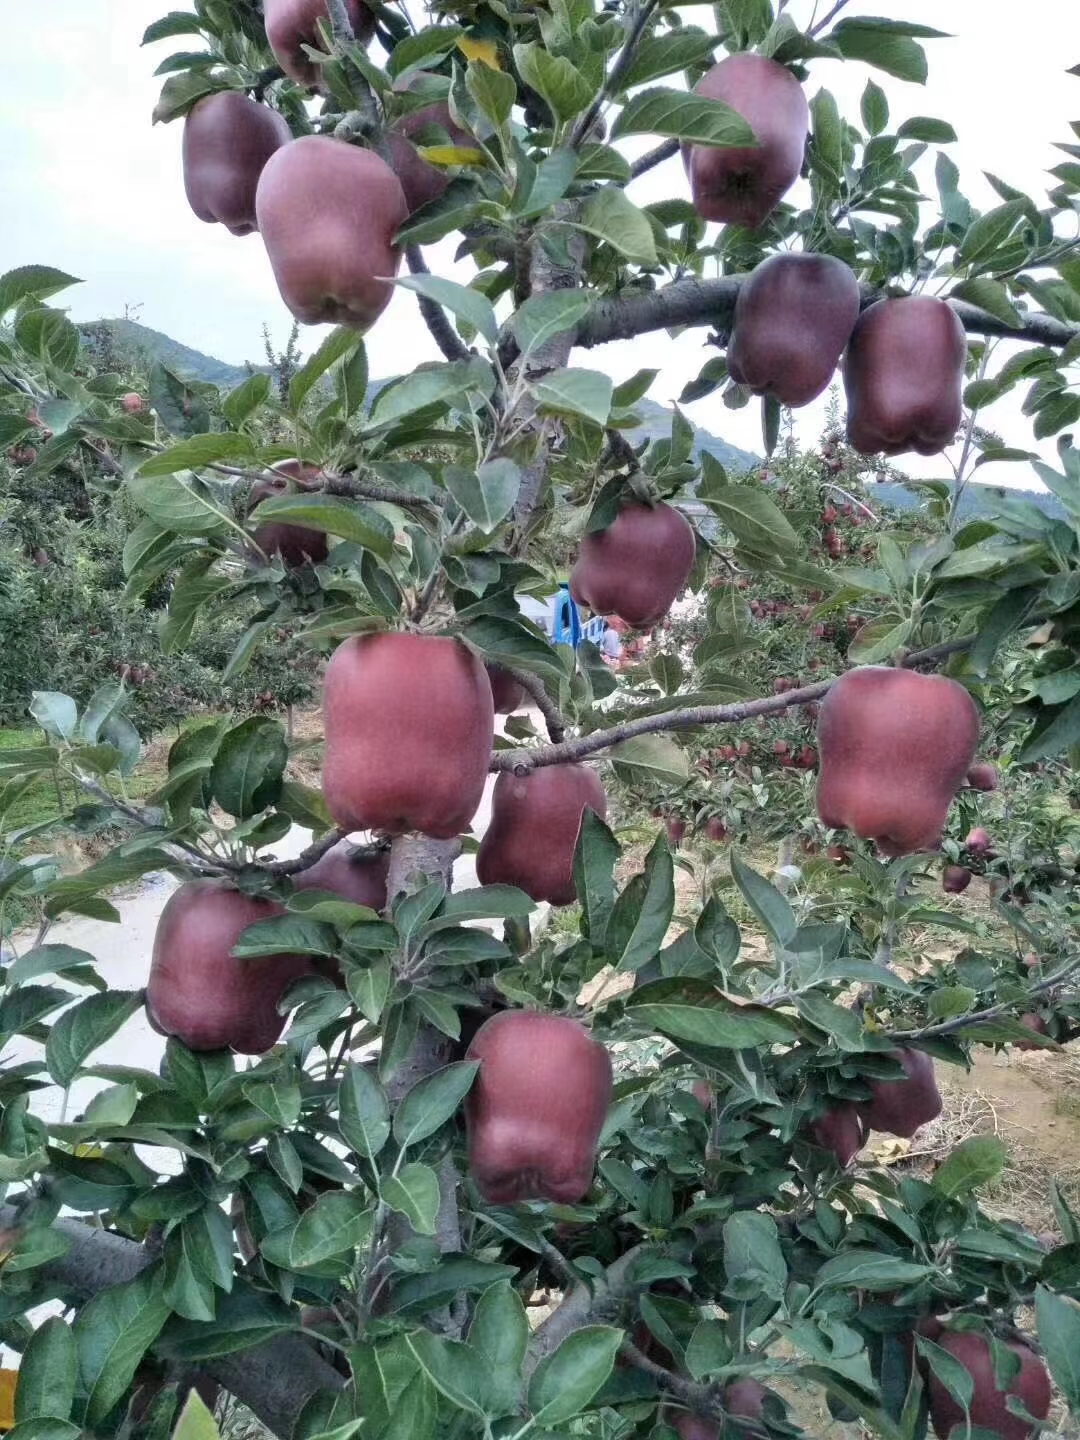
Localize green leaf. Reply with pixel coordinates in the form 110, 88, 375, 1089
573, 809, 620, 950
607, 833, 675, 972
830, 19, 940, 83
406, 1332, 490, 1416
620, 29, 717, 89
931, 1136, 1007, 1198
0, 265, 81, 317
608, 734, 689, 785
1036, 1286, 1080, 1412
915, 1337, 974, 1414
153, 69, 220, 122
126, 472, 230, 536
29, 691, 78, 743
339, 1062, 391, 1160
627, 978, 798, 1048
527, 1326, 623, 1425
172, 1391, 221, 1440
574, 188, 657, 266
815, 1252, 935, 1292
896, 116, 956, 142
289, 327, 362, 411
248, 493, 394, 555
533, 367, 613, 426
701, 483, 800, 556
468, 1280, 528, 1392
860, 79, 889, 135
612, 87, 756, 145
723, 1212, 787, 1300
137, 433, 255, 478
289, 1191, 372, 1267
397, 275, 498, 346
509, 290, 594, 357
15, 1318, 76, 1423
371, 357, 494, 426
221, 372, 271, 427
951, 278, 1021, 328
1019, 692, 1080, 763
393, 1062, 478, 1149
513, 44, 594, 124
7, 944, 96, 990
466, 61, 517, 129
730, 853, 796, 946
73, 1271, 170, 1428
443, 458, 521, 530
956, 199, 1028, 270
46, 992, 141, 1087
381, 1163, 440, 1234
209, 717, 287, 820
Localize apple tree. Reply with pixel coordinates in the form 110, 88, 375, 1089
2, 1, 1080, 1438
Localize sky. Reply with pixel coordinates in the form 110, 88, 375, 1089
1, 0, 1077, 484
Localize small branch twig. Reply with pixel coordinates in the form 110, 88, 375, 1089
809, 0, 850, 35
406, 247, 473, 363
568, 0, 661, 148
574, 277, 1080, 354
501, 665, 567, 743
889, 958, 1080, 1042
821, 481, 878, 522
487, 619, 1054, 772
629, 137, 680, 179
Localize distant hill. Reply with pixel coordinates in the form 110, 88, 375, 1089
77, 318, 1057, 519
78, 318, 258, 389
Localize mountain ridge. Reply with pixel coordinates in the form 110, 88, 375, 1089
79, 316, 1059, 519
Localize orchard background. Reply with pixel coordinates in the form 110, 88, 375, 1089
2, 2, 1080, 1440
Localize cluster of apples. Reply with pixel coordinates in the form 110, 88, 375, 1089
671, 1325, 1050, 1440
180, 0, 473, 329
685, 54, 968, 458
179, 13, 968, 462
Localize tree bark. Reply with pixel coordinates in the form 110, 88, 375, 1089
574, 275, 1080, 353
3, 1208, 344, 1440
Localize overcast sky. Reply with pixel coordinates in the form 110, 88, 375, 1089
1, 1, 1076, 483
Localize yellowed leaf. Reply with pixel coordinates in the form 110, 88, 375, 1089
417, 145, 486, 168
457, 35, 501, 68
0, 1369, 18, 1431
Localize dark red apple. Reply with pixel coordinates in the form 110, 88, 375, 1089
816, 667, 980, 856
322, 632, 494, 838
263, 0, 374, 88
477, 764, 606, 906
569, 500, 696, 628
727, 253, 861, 406
682, 54, 808, 229
858, 1049, 941, 1139
465, 1011, 612, 1204
182, 91, 291, 235
146, 881, 313, 1054
942, 865, 972, 894
844, 297, 967, 458
809, 1102, 866, 1167
486, 663, 526, 715
256, 136, 407, 330
248, 459, 329, 566
927, 1332, 1050, 1440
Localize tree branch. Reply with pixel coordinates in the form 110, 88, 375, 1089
568, 0, 661, 148
574, 277, 1080, 353
488, 619, 1054, 772
888, 957, 1080, 1042
406, 247, 472, 363
629, 138, 680, 180
500, 665, 567, 743
525, 1245, 643, 1374
3, 1207, 343, 1440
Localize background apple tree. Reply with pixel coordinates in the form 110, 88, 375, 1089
2, 1, 1080, 1439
